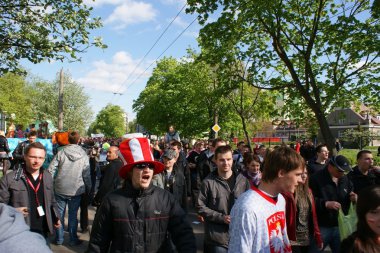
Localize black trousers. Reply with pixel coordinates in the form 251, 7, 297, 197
80, 193, 89, 230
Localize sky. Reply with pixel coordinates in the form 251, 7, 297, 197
21, 0, 201, 122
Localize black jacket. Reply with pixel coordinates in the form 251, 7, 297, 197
0, 136, 10, 153
307, 158, 328, 176
309, 167, 354, 227
12, 140, 31, 162
87, 182, 196, 253
0, 168, 59, 235
348, 166, 380, 194
175, 151, 191, 196
93, 159, 123, 205
152, 164, 188, 211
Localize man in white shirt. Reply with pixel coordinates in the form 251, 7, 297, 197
228, 146, 304, 253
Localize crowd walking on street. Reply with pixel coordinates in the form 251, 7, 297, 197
0, 129, 379, 253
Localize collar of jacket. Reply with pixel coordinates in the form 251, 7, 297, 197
124, 180, 155, 198
210, 169, 237, 180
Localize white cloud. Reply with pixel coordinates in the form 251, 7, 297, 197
83, 0, 124, 7
171, 16, 187, 28
160, 0, 186, 6
105, 1, 157, 29
77, 51, 148, 93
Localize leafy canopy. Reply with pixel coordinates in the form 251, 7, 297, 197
0, 0, 106, 74
30, 72, 93, 135
187, 0, 380, 150
0, 73, 34, 126
88, 104, 126, 138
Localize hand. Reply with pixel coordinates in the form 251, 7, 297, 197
54, 219, 61, 229
349, 192, 358, 203
318, 242, 324, 250
197, 215, 204, 223
325, 201, 341, 210
223, 215, 231, 224
15, 207, 29, 217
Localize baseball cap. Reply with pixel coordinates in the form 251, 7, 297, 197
162, 149, 176, 160
329, 155, 351, 173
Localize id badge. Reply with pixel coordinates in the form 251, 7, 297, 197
37, 206, 45, 216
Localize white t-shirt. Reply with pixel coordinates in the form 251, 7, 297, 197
228, 186, 291, 253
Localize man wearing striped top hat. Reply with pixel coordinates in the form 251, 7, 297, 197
87, 137, 196, 253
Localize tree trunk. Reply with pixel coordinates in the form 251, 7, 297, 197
314, 109, 337, 155
241, 116, 252, 151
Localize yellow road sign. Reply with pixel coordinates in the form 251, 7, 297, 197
212, 124, 221, 133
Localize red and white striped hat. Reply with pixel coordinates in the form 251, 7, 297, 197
118, 137, 164, 178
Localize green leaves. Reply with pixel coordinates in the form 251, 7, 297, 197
0, 71, 92, 135
0, 73, 34, 126
88, 104, 126, 138
188, 0, 380, 149
0, 0, 106, 74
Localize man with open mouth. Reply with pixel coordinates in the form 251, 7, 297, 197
87, 137, 196, 253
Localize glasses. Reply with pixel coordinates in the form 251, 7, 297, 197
134, 163, 155, 170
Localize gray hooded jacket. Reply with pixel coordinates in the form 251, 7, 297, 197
48, 144, 91, 196
0, 203, 51, 253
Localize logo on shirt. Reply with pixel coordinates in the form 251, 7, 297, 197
266, 211, 291, 253
153, 210, 161, 215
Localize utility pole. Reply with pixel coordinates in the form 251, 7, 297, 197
58, 68, 64, 131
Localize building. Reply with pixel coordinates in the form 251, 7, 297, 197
327, 104, 380, 147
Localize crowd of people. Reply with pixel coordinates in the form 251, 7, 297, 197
0, 126, 379, 253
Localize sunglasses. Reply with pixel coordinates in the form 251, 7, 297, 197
134, 163, 155, 170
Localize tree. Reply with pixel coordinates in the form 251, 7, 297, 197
228, 83, 277, 150
127, 119, 138, 133
0, 0, 106, 74
187, 0, 380, 153
0, 73, 34, 127
341, 127, 380, 150
133, 56, 214, 138
88, 104, 126, 138
133, 53, 238, 139
30, 72, 93, 134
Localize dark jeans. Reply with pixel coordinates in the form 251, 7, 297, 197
80, 193, 89, 230
190, 171, 198, 207
309, 226, 340, 253
204, 243, 228, 253
89, 158, 97, 195
291, 245, 309, 253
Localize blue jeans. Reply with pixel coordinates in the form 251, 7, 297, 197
308, 226, 340, 253
55, 194, 82, 244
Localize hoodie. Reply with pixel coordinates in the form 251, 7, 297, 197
0, 203, 51, 253
48, 144, 91, 196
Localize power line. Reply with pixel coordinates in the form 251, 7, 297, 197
115, 3, 188, 94
125, 16, 198, 91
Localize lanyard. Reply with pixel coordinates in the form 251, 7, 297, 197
25, 172, 43, 206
